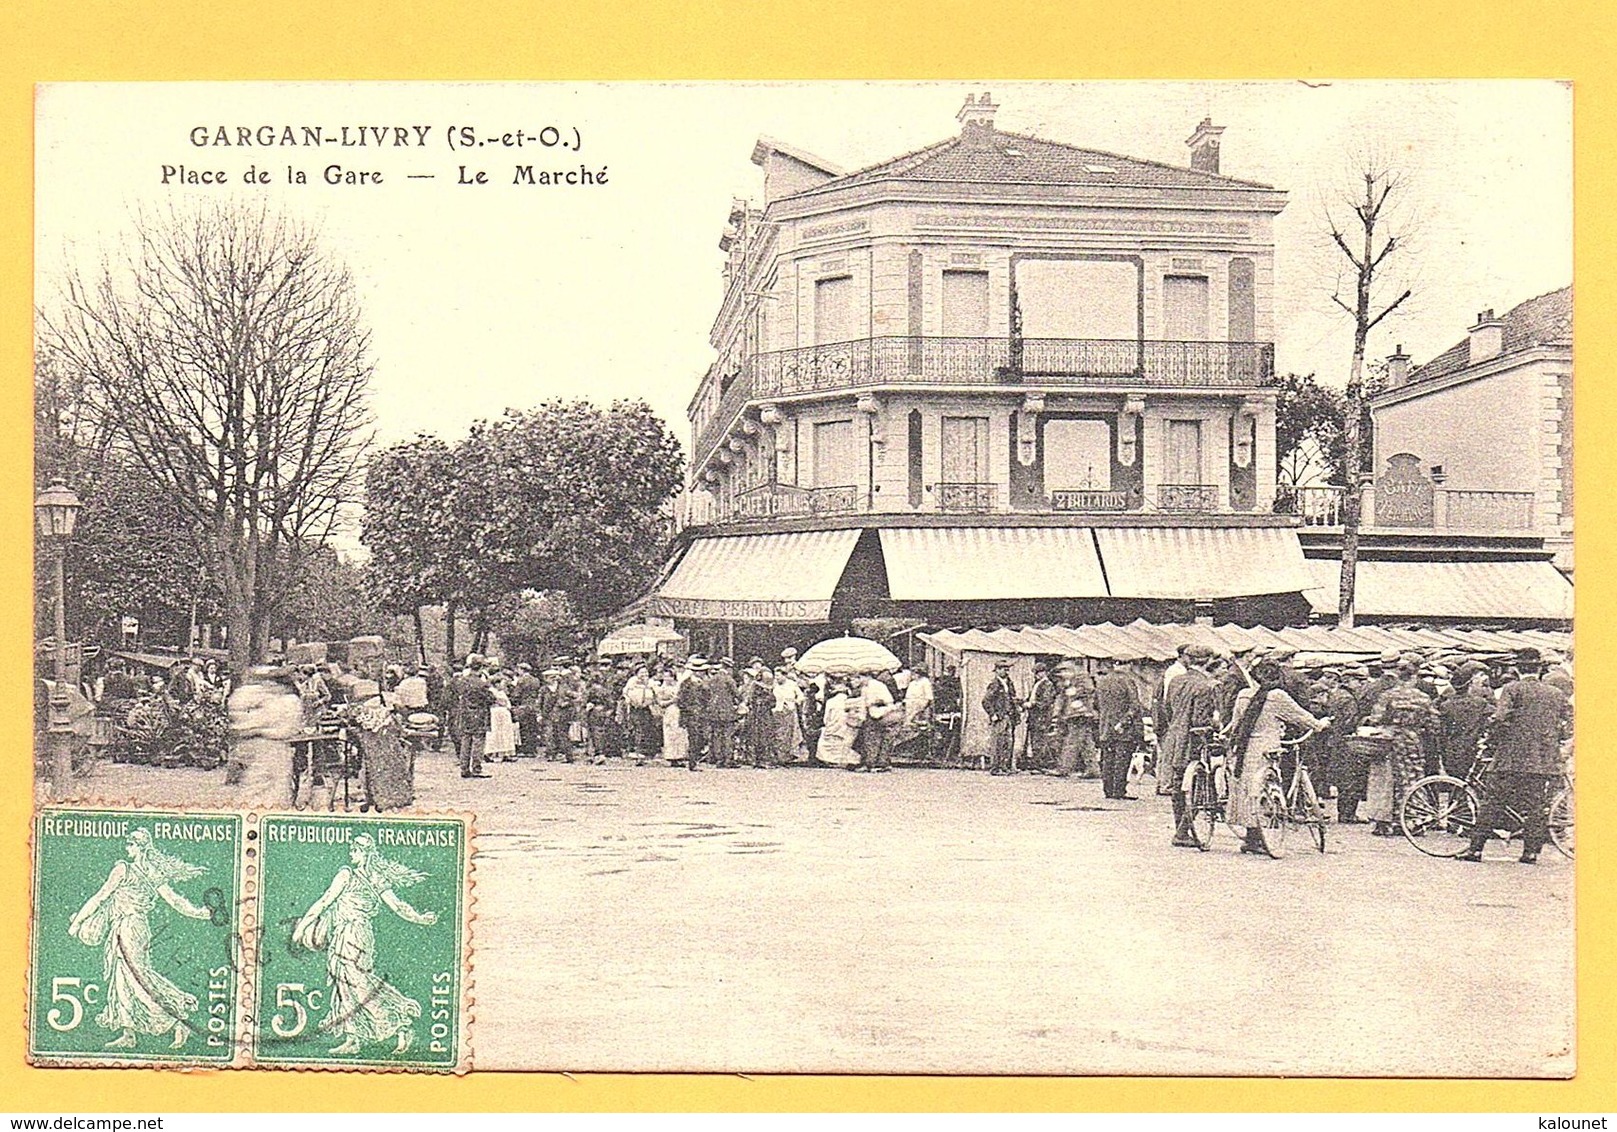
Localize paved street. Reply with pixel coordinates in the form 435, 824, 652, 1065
61, 751, 1574, 1077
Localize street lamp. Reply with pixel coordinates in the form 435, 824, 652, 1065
35, 481, 81, 798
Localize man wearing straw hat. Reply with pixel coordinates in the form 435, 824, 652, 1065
677, 656, 709, 770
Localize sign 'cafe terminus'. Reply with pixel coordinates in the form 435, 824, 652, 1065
1376, 452, 1437, 528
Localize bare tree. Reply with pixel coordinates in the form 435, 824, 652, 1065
40, 203, 374, 674
1323, 159, 1415, 627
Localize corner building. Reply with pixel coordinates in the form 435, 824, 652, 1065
655, 95, 1315, 656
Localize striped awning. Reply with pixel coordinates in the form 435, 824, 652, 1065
1303, 559, 1573, 621
655, 530, 861, 622
1094, 526, 1311, 599
879, 526, 1108, 601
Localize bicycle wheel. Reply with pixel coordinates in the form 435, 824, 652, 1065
1185, 762, 1216, 851
1399, 775, 1478, 858
1255, 773, 1288, 858
1548, 784, 1575, 859
1295, 768, 1326, 853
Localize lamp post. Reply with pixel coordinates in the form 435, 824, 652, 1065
35, 481, 81, 798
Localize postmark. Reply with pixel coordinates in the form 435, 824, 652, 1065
251, 814, 471, 1071
30, 807, 247, 1066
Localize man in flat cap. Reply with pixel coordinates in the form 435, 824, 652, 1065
1160, 645, 1220, 843
1460, 648, 1572, 863
1094, 658, 1143, 799
705, 658, 740, 768
983, 659, 1021, 775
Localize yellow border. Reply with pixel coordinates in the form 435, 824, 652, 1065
3, 0, 1612, 1112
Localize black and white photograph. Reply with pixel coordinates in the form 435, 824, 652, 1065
31, 80, 1573, 1076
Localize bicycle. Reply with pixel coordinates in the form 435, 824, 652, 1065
1398, 753, 1574, 859
1179, 725, 1229, 851
1275, 733, 1329, 854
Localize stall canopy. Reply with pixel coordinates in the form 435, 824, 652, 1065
655, 530, 861, 622
879, 526, 1108, 600
1094, 527, 1312, 599
920, 619, 1571, 664
1302, 559, 1573, 622
597, 622, 686, 656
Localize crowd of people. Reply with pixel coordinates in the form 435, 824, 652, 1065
62, 635, 1574, 867
429, 649, 949, 777
1145, 642, 1574, 863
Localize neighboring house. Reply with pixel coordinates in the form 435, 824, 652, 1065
655, 95, 1321, 655
1367, 286, 1573, 572
1290, 287, 1573, 627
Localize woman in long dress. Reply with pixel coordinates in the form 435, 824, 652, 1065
292, 833, 437, 1056
1226, 661, 1329, 854
67, 829, 211, 1049
656, 670, 686, 765
344, 692, 413, 812
484, 678, 517, 763
815, 679, 858, 766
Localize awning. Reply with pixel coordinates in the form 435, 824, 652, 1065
879, 526, 1107, 601
1303, 559, 1573, 621
1094, 527, 1311, 599
655, 530, 860, 622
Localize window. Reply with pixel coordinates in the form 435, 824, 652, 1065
1164, 419, 1204, 484
813, 419, 856, 487
1016, 259, 1138, 339
814, 275, 853, 345
941, 270, 990, 337
1163, 275, 1210, 341
1044, 419, 1112, 491
941, 415, 991, 483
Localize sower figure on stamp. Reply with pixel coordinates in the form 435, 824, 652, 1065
1459, 648, 1572, 864
68, 829, 212, 1050
293, 833, 437, 1056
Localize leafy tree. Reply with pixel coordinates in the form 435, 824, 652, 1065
487, 591, 583, 667
363, 435, 460, 660
276, 545, 381, 643
35, 344, 218, 650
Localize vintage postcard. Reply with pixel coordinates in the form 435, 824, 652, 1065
30, 80, 1573, 1076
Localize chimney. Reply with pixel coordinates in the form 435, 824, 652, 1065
1385, 345, 1410, 389
1468, 308, 1504, 363
1186, 117, 1225, 174
957, 91, 998, 142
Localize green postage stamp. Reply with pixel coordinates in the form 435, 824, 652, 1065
253, 814, 470, 1071
30, 808, 247, 1067
29, 808, 472, 1072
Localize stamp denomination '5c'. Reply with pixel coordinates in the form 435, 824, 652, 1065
30, 808, 246, 1067
253, 814, 470, 1071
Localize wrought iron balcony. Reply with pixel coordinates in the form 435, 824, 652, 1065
936, 482, 999, 513
1157, 484, 1221, 513
693, 335, 1274, 472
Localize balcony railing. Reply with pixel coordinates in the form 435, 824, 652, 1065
694, 335, 1275, 471
1158, 484, 1221, 513
1442, 489, 1536, 531
1050, 489, 1132, 512
936, 482, 998, 513
1276, 484, 1346, 526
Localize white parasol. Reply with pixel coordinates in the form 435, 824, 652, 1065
795, 635, 902, 676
